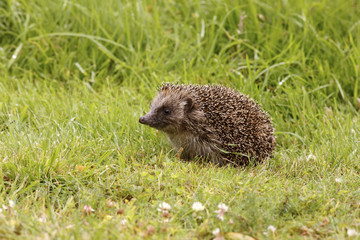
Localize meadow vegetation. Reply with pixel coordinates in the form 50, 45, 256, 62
0, 0, 359, 239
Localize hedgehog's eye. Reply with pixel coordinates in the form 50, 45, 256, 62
163, 108, 171, 114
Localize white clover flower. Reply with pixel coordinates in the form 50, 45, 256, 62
38, 215, 46, 223
217, 203, 229, 212
163, 218, 171, 223
157, 202, 171, 212
347, 229, 358, 237
212, 228, 220, 236
212, 228, 225, 240
2, 205, 8, 210
192, 202, 205, 212
267, 225, 276, 233
65, 224, 75, 229
120, 219, 127, 225
306, 154, 316, 161
335, 178, 342, 183
9, 200, 15, 208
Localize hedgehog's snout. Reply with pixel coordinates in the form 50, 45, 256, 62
139, 111, 169, 131
139, 115, 147, 124
139, 112, 155, 126
139, 116, 145, 123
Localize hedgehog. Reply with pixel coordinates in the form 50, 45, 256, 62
139, 83, 276, 166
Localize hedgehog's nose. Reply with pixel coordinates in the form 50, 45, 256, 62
139, 116, 146, 124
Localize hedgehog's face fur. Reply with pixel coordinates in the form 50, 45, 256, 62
139, 87, 195, 134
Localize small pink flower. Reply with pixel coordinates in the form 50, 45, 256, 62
158, 202, 172, 222
82, 205, 95, 216
215, 203, 229, 221
105, 199, 116, 208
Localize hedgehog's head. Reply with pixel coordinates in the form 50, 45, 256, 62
139, 84, 196, 134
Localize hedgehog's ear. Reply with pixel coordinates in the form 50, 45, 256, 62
184, 98, 194, 112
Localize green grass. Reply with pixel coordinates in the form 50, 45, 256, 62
0, 0, 360, 239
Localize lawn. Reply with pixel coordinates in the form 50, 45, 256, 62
0, 0, 359, 239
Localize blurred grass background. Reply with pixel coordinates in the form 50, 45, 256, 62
0, 0, 359, 239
